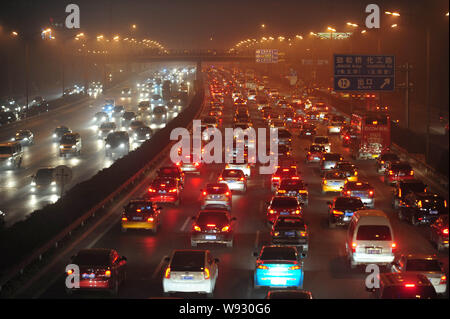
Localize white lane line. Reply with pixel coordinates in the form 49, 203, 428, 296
180, 216, 191, 232
254, 230, 260, 250
152, 255, 168, 279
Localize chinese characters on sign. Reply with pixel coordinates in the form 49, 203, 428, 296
255, 49, 279, 63
333, 54, 395, 91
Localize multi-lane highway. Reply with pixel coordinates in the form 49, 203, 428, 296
16, 68, 447, 299
0, 64, 194, 226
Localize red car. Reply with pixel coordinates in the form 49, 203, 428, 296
66, 248, 127, 295
147, 177, 181, 205
384, 161, 415, 185
271, 167, 300, 192
305, 144, 325, 163
266, 196, 302, 225
157, 165, 184, 187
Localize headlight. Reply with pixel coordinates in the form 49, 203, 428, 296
146, 134, 150, 137
105, 144, 111, 148
120, 143, 125, 148
51, 181, 56, 185
59, 145, 64, 149
52, 133, 57, 138
72, 145, 76, 148
31, 181, 36, 186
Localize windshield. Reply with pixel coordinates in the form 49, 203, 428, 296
222, 170, 244, 178
170, 251, 205, 272
275, 217, 305, 228
197, 212, 229, 226
73, 250, 110, 266
35, 169, 54, 181
60, 135, 76, 144
334, 197, 364, 210
314, 137, 329, 144
356, 225, 392, 241
260, 247, 297, 261
206, 184, 228, 194
271, 197, 298, 208
100, 123, 116, 129
406, 259, 442, 272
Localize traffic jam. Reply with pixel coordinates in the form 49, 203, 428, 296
64, 67, 448, 299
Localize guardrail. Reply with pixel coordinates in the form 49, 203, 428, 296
314, 89, 449, 198
0, 82, 206, 296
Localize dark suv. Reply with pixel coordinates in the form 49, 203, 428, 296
398, 192, 448, 225
392, 179, 427, 209
369, 273, 437, 299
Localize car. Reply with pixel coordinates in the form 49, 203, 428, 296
0, 142, 23, 169
271, 216, 308, 252
253, 245, 305, 289
271, 167, 299, 192
376, 152, 400, 174
59, 133, 82, 157
176, 154, 201, 174
275, 129, 292, 146
430, 215, 449, 251
321, 170, 347, 194
390, 254, 447, 294
112, 105, 125, 119
121, 111, 137, 130
53, 126, 71, 141
398, 192, 448, 226
157, 165, 185, 187
341, 181, 375, 208
66, 248, 127, 295
199, 182, 232, 211
151, 106, 167, 124
225, 160, 251, 177
384, 161, 414, 185
266, 196, 302, 225
190, 209, 236, 247
346, 210, 396, 268
392, 178, 427, 208
97, 122, 116, 139
312, 136, 331, 152
14, 129, 34, 145
137, 101, 151, 114
328, 196, 366, 228
30, 168, 58, 194
121, 199, 162, 233
327, 119, 344, 134
276, 179, 309, 206
218, 169, 247, 192
320, 153, 344, 173
335, 161, 358, 182
147, 177, 181, 205
304, 144, 325, 163
299, 123, 317, 137
131, 126, 152, 143
163, 249, 219, 297
105, 131, 129, 157
369, 272, 437, 299
121, 87, 132, 97
93, 111, 109, 125
265, 289, 313, 299
0, 210, 5, 227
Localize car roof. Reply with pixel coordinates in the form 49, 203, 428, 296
380, 273, 433, 287
402, 254, 439, 260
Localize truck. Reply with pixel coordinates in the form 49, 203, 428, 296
350, 111, 391, 160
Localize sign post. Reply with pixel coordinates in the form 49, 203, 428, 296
255, 49, 279, 63
333, 54, 395, 92
53, 165, 73, 197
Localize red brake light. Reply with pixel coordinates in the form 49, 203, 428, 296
165, 267, 171, 279
440, 275, 447, 285
202, 191, 207, 196
218, 177, 223, 181
147, 217, 154, 222
269, 209, 275, 214
193, 225, 201, 232
388, 170, 393, 175
225, 191, 230, 196
121, 217, 127, 221
240, 177, 245, 181
391, 243, 397, 251
148, 188, 156, 192
404, 283, 415, 288
257, 264, 269, 269
105, 270, 111, 277
351, 242, 357, 253
221, 225, 230, 232
206, 224, 216, 227
194, 162, 200, 167
204, 268, 210, 279
442, 228, 449, 235
369, 190, 374, 196
292, 176, 300, 180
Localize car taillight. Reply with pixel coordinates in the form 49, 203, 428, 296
440, 275, 447, 285
194, 162, 200, 167
105, 270, 111, 277
333, 210, 344, 215
391, 242, 397, 252
147, 217, 154, 222
442, 228, 449, 235
289, 264, 301, 270
121, 217, 127, 221
272, 176, 280, 181
202, 191, 207, 196
193, 225, 201, 232
169, 188, 177, 193
409, 170, 414, 176
221, 225, 230, 232
299, 231, 307, 237
404, 283, 415, 288
257, 264, 268, 269
292, 176, 300, 180
148, 188, 156, 192
67, 269, 73, 275
204, 268, 210, 279
164, 267, 171, 279
218, 177, 223, 181
369, 190, 374, 197
225, 191, 230, 196
175, 162, 181, 166
269, 209, 275, 214
351, 242, 357, 253
389, 170, 393, 175
294, 209, 301, 214
345, 136, 350, 140
240, 177, 245, 181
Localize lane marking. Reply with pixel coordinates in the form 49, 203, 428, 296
152, 255, 168, 279
180, 216, 191, 232
254, 230, 260, 250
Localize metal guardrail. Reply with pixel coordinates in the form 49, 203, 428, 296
0, 86, 206, 294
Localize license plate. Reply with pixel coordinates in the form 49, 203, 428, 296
271, 278, 287, 285
285, 231, 295, 237
212, 195, 221, 199
306, 132, 311, 135
430, 210, 438, 215
205, 235, 216, 240
345, 212, 353, 217
366, 249, 381, 254
159, 190, 166, 193
280, 212, 289, 215
182, 276, 193, 280
132, 217, 143, 221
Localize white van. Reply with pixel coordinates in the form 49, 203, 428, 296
346, 210, 396, 268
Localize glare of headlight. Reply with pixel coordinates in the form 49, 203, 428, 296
31, 181, 36, 186
106, 144, 111, 148
51, 181, 56, 185
59, 145, 64, 149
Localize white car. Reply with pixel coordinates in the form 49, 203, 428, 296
163, 250, 219, 297
226, 162, 251, 177
391, 254, 447, 294
218, 169, 247, 192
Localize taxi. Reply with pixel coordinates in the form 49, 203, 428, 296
121, 199, 162, 233
322, 170, 348, 194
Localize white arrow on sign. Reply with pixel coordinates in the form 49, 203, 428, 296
380, 78, 391, 89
